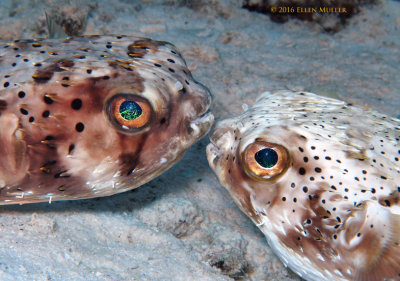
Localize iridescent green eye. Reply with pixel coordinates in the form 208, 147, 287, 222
107, 94, 152, 132
119, 100, 142, 120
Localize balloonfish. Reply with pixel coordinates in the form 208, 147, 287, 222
207, 90, 400, 281
0, 35, 213, 205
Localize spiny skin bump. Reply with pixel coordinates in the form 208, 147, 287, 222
0, 35, 213, 204
207, 90, 400, 281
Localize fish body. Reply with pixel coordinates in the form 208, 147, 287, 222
0, 35, 213, 204
207, 90, 400, 281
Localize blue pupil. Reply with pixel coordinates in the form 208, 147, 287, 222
254, 148, 278, 168
119, 100, 142, 120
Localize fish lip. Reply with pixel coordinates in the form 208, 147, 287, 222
191, 110, 213, 123
190, 110, 214, 137
206, 140, 219, 170
208, 120, 231, 147
208, 125, 219, 146
206, 123, 227, 171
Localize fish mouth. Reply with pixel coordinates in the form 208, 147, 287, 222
206, 122, 230, 170
208, 125, 219, 146
206, 119, 239, 171
206, 140, 220, 170
189, 111, 215, 139
208, 120, 233, 146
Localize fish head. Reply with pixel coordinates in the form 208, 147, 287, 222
44, 48, 214, 196
207, 108, 301, 224
207, 90, 369, 224
207, 90, 400, 280
82, 61, 214, 192
0, 36, 214, 202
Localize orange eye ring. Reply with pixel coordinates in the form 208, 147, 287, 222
243, 141, 289, 180
106, 94, 153, 132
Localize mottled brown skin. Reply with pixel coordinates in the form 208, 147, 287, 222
0, 35, 213, 204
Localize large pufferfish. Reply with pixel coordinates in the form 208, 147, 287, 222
207, 90, 400, 281
0, 35, 213, 205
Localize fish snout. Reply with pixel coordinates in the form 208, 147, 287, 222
207, 121, 237, 169
189, 111, 214, 140
187, 85, 214, 139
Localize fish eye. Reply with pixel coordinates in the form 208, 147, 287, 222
243, 141, 289, 180
255, 148, 278, 168
106, 94, 152, 132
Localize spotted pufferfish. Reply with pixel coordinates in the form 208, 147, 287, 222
207, 90, 400, 281
0, 35, 213, 204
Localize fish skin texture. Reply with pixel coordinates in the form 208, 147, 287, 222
0, 35, 213, 204
207, 90, 400, 281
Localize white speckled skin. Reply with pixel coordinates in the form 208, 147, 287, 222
207, 90, 400, 281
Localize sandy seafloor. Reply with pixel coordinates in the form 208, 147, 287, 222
0, 0, 399, 280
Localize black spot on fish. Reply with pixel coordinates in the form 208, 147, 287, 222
42, 110, 50, 118
75, 122, 84, 132
18, 91, 26, 98
20, 108, 29, 115
71, 99, 82, 110
68, 144, 75, 154
44, 95, 54, 104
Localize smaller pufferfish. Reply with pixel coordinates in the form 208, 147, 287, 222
0, 35, 213, 205
207, 90, 400, 281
